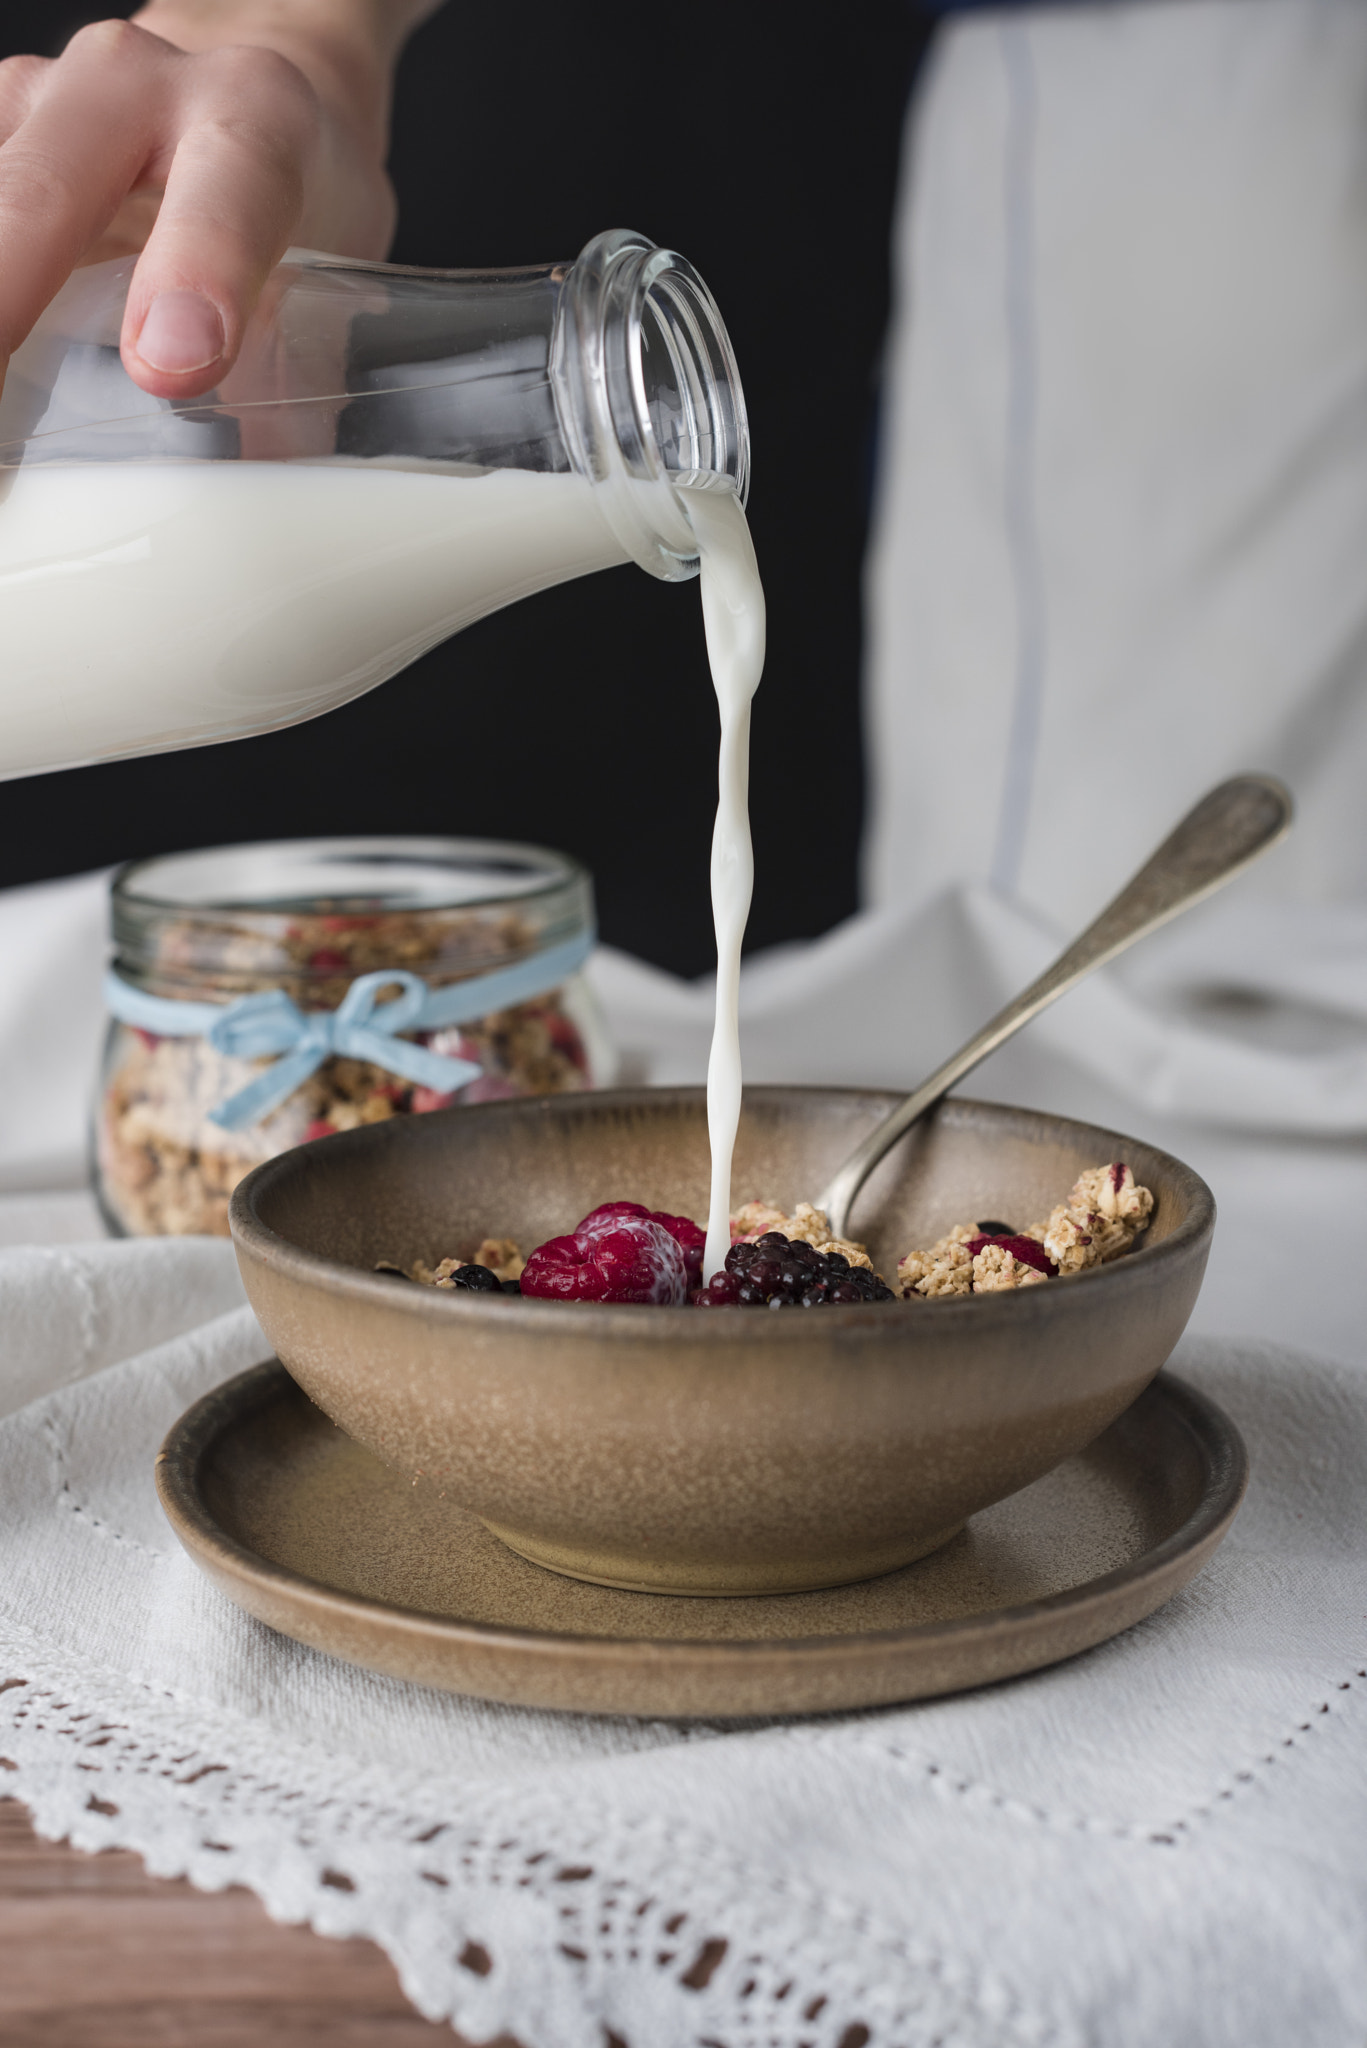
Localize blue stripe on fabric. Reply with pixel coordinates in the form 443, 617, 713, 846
990, 16, 1049, 897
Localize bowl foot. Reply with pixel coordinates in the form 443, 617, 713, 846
477, 1520, 968, 1598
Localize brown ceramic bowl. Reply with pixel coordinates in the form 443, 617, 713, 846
228, 1088, 1214, 1597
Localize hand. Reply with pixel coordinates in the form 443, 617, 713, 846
0, 1, 437, 400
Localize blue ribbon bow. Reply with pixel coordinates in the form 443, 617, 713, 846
198, 970, 482, 1130
103, 927, 594, 1132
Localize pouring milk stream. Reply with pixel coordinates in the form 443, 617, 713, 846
680, 482, 766, 1284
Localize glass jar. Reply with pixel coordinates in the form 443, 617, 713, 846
93, 837, 614, 1237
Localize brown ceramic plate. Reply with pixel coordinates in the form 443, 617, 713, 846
156, 1359, 1246, 1718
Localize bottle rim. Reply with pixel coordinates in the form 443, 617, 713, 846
550, 230, 752, 583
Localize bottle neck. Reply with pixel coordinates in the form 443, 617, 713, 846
552, 230, 750, 583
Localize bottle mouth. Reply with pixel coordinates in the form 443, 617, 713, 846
550, 230, 751, 582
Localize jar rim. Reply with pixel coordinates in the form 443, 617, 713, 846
112, 834, 590, 920
110, 835, 596, 993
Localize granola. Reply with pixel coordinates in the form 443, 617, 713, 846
1031, 1163, 1155, 1276
427, 1239, 526, 1287
729, 1199, 873, 1270
404, 1200, 892, 1308
895, 1224, 975, 1298
394, 1168, 1151, 1312
897, 1162, 1154, 1299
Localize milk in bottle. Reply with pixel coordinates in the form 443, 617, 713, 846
0, 460, 626, 777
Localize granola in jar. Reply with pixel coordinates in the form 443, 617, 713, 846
95, 838, 614, 1237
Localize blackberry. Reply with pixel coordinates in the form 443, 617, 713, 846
446, 1263, 502, 1292
693, 1233, 896, 1308
976, 1219, 1015, 1237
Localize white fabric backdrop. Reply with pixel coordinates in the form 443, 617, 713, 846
865, 0, 1367, 928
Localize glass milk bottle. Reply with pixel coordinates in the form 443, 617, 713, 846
0, 229, 748, 780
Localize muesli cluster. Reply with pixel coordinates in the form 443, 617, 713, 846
392, 1197, 887, 1307
97, 908, 594, 1238
400, 1166, 1152, 1309
396, 1167, 1153, 1309
895, 1162, 1154, 1298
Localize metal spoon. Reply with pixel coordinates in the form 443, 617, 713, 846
815, 773, 1293, 1240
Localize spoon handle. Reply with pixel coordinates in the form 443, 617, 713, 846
816, 774, 1293, 1239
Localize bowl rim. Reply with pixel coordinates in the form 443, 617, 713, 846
228, 1087, 1216, 1345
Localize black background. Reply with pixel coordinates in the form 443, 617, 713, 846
0, 3, 932, 973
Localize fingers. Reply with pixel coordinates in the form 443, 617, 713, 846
0, 24, 161, 361
80, 184, 167, 268
121, 44, 321, 397
0, 50, 159, 271
0, 20, 322, 401
0, 54, 49, 143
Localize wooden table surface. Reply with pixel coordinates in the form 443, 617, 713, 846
0, 1799, 520, 2048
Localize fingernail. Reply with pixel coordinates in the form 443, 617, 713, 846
136, 290, 225, 374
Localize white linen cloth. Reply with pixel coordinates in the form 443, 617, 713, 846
2, 0, 1367, 2039
1, 1250, 1365, 2046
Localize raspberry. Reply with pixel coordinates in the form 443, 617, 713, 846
522, 1216, 689, 1305
576, 1201, 650, 1235
693, 1232, 896, 1308
964, 1234, 1058, 1278
577, 1202, 706, 1283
